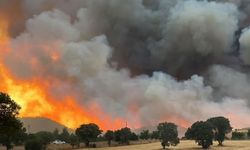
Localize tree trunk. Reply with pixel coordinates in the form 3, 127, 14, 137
161, 141, 166, 149
108, 140, 111, 146
218, 141, 223, 146
85, 140, 90, 147
6, 144, 12, 150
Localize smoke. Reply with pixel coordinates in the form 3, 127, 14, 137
2, 0, 250, 129
239, 27, 250, 65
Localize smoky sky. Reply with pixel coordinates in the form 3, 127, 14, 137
2, 0, 250, 128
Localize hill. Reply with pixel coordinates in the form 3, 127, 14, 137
20, 117, 74, 134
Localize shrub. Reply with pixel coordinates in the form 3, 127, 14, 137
25, 138, 43, 150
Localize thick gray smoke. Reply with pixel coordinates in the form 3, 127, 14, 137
2, 0, 250, 128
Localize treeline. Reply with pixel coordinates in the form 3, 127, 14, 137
231, 129, 250, 140
25, 128, 79, 150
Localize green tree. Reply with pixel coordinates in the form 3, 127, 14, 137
35, 131, 54, 149
207, 116, 232, 146
130, 132, 139, 141
119, 127, 132, 145
151, 131, 159, 139
59, 128, 70, 142
69, 134, 80, 149
114, 127, 132, 145
185, 121, 213, 149
53, 128, 59, 139
25, 137, 43, 150
0, 92, 26, 150
114, 130, 121, 142
232, 132, 245, 140
157, 122, 179, 149
248, 129, 250, 139
75, 123, 102, 147
104, 130, 114, 146
13, 127, 27, 146
140, 130, 150, 140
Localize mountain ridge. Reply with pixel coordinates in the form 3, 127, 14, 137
20, 117, 74, 134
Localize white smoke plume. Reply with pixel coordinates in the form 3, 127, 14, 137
2, 0, 250, 129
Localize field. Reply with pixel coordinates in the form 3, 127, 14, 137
1, 140, 250, 150
83, 140, 250, 150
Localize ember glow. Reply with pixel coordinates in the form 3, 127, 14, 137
1, 0, 250, 131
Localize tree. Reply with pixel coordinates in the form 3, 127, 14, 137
119, 127, 132, 145
0, 92, 26, 150
140, 130, 150, 140
130, 132, 139, 141
207, 116, 232, 146
248, 129, 250, 139
75, 123, 102, 147
59, 128, 70, 142
104, 130, 114, 146
13, 127, 27, 145
35, 131, 54, 149
185, 121, 213, 149
114, 127, 132, 145
53, 128, 59, 139
232, 132, 245, 140
151, 131, 159, 139
25, 138, 43, 150
157, 122, 179, 149
69, 134, 80, 149
114, 130, 121, 142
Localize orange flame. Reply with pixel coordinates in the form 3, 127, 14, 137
0, 60, 125, 130
0, 16, 126, 130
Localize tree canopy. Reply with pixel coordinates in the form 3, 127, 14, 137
69, 134, 80, 148
157, 122, 179, 149
75, 123, 102, 147
207, 116, 232, 146
104, 130, 114, 146
59, 128, 70, 142
185, 121, 213, 149
0, 92, 26, 150
151, 131, 159, 139
139, 130, 150, 140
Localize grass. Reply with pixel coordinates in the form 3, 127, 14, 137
1, 140, 250, 150
81, 140, 250, 150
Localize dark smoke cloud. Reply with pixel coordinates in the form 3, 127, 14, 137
2, 0, 250, 128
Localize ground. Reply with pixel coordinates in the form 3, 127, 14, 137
82, 140, 250, 150
1, 140, 250, 150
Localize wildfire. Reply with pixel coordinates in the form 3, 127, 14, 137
0, 61, 125, 130
0, 16, 125, 130
0, 13, 195, 131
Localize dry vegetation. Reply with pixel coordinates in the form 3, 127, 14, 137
82, 140, 250, 150
1, 140, 250, 150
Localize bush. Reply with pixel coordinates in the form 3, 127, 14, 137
25, 138, 43, 150
232, 132, 245, 140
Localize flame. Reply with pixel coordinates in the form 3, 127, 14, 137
0, 61, 126, 130
0, 16, 126, 130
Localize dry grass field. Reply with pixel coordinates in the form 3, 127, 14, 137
1, 140, 250, 150
82, 140, 250, 150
